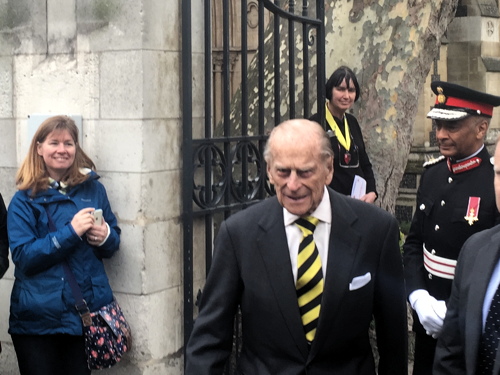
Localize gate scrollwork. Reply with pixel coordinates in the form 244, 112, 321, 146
192, 143, 227, 209
192, 140, 268, 209
230, 140, 262, 203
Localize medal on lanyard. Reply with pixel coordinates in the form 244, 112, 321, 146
344, 150, 351, 164
325, 103, 351, 163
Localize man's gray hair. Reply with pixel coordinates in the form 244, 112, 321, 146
263, 119, 333, 163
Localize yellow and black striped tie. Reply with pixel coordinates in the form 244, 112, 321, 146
295, 216, 324, 343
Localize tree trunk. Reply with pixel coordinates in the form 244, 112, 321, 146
222, 0, 458, 212
326, 0, 458, 212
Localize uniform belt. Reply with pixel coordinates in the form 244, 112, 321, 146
423, 245, 456, 280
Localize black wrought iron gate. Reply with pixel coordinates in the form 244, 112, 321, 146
181, 0, 326, 366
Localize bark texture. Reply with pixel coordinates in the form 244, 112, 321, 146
223, 0, 458, 213
326, 0, 458, 212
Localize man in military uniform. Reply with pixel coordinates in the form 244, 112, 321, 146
404, 81, 500, 374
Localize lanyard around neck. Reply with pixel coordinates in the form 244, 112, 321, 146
325, 103, 350, 151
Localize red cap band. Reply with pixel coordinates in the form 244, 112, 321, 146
435, 96, 493, 116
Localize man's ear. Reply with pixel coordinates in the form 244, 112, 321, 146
267, 164, 275, 184
325, 157, 334, 185
477, 119, 489, 139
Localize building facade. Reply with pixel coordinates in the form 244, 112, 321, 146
0, 1, 500, 374
0, 0, 188, 374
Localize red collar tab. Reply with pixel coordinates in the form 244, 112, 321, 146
447, 157, 482, 174
435, 96, 493, 117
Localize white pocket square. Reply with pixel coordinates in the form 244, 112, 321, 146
349, 272, 371, 291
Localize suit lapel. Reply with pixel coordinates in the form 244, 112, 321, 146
255, 191, 363, 359
466, 229, 500, 373
311, 190, 361, 353
256, 198, 310, 358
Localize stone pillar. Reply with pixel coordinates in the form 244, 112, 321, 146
0, 0, 186, 374
446, 0, 500, 129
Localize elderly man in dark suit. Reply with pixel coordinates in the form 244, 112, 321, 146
185, 119, 408, 375
434, 135, 500, 375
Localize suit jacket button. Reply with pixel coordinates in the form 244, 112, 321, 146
448, 177, 453, 183
428, 273, 432, 279
435, 225, 440, 231
441, 200, 445, 206
420, 204, 425, 210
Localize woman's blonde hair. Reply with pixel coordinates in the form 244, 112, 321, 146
16, 115, 96, 195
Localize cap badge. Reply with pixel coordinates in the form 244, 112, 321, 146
437, 87, 446, 104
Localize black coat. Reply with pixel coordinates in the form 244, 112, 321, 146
310, 112, 377, 196
185, 188, 407, 375
403, 147, 500, 333
434, 225, 500, 375
0, 193, 8, 279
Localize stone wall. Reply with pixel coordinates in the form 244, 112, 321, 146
0, 1, 187, 374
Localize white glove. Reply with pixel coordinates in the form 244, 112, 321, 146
410, 290, 447, 338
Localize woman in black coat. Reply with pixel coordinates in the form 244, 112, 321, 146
310, 66, 377, 203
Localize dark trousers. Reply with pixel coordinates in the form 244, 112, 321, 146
11, 334, 90, 375
412, 331, 437, 375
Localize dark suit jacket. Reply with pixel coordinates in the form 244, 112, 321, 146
185, 188, 408, 375
0, 193, 8, 279
434, 225, 500, 375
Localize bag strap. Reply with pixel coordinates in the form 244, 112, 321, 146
44, 206, 92, 326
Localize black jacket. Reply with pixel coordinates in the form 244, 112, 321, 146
0, 193, 8, 279
186, 188, 407, 375
434, 225, 500, 375
310, 112, 377, 197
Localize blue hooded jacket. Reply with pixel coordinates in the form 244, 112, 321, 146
7, 170, 121, 335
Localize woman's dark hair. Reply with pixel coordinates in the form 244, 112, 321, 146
325, 66, 360, 102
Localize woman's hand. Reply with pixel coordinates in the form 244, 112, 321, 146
359, 191, 377, 204
70, 208, 97, 236
86, 217, 109, 246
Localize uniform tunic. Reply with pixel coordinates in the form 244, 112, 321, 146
404, 146, 500, 334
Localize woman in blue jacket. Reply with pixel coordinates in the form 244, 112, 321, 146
7, 115, 121, 375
